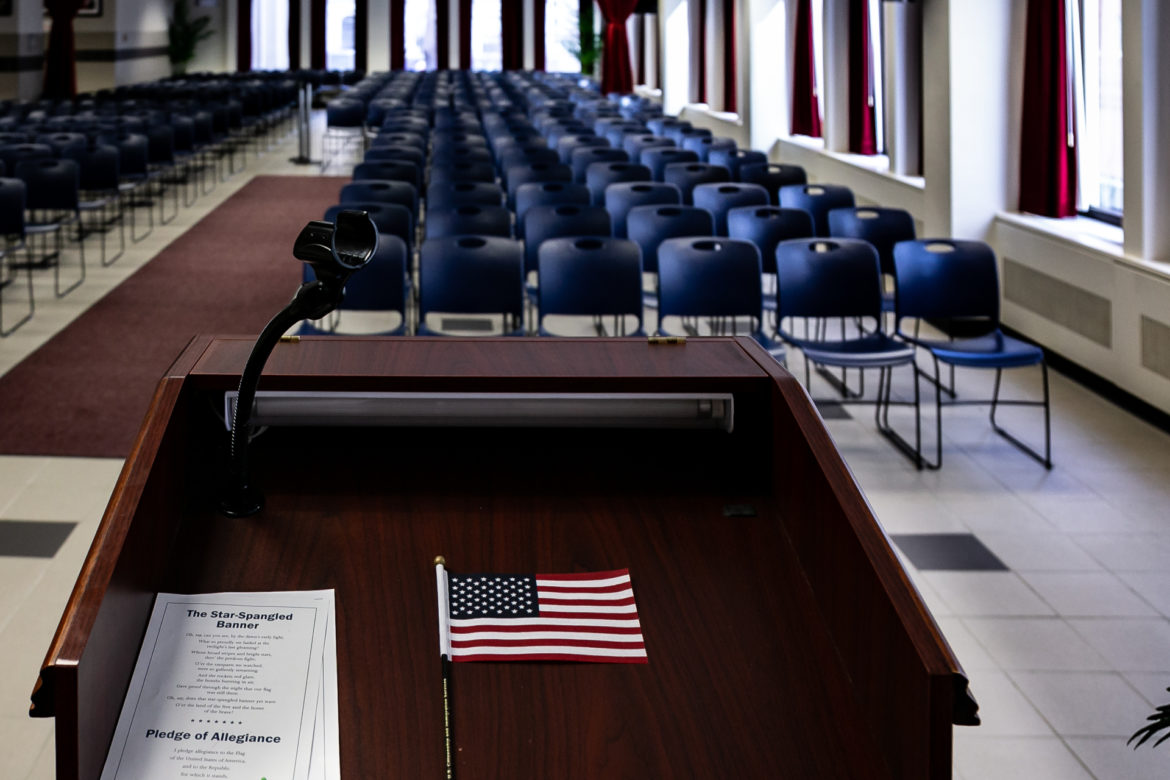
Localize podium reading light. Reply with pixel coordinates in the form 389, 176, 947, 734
219, 210, 378, 517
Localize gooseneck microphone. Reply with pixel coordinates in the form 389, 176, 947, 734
219, 210, 378, 517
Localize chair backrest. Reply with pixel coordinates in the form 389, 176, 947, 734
0, 143, 53, 175
325, 98, 364, 128
537, 237, 644, 333
352, 160, 422, 192
708, 148, 768, 180
145, 125, 174, 164
419, 235, 525, 327
826, 206, 917, 276
664, 125, 712, 145
340, 179, 419, 216
425, 203, 513, 239
570, 146, 629, 183
428, 160, 497, 185
892, 239, 1001, 326
646, 117, 689, 136
586, 161, 652, 205
35, 132, 86, 157
726, 206, 815, 274
739, 163, 807, 204
627, 204, 715, 274
603, 181, 682, 239
622, 134, 673, 161
692, 182, 771, 236
663, 162, 732, 205
522, 203, 612, 274
778, 183, 855, 236
370, 131, 428, 151
681, 135, 736, 163
425, 180, 504, 211
499, 145, 562, 172
64, 144, 120, 191
514, 181, 591, 231
16, 158, 79, 211
641, 147, 700, 181
325, 202, 413, 248
364, 145, 426, 168
0, 177, 27, 236
775, 238, 884, 321
430, 145, 494, 166
337, 232, 408, 329
556, 133, 609, 165
504, 162, 573, 206
657, 237, 763, 322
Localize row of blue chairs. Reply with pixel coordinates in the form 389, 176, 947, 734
307, 69, 1050, 471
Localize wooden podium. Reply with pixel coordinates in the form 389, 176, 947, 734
32, 336, 973, 780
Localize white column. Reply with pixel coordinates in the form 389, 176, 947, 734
882, 0, 921, 176
1124, 0, 1170, 263
821, 0, 850, 152
368, 0, 390, 71
662, 0, 690, 114
748, 0, 785, 149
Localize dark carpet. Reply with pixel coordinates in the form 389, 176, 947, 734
0, 175, 346, 458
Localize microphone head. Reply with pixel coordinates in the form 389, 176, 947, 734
293, 211, 379, 285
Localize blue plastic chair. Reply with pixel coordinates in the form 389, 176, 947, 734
739, 163, 807, 204
727, 206, 815, 275
709, 149, 768, 180
353, 160, 422, 193
16, 157, 85, 297
300, 233, 409, 336
622, 134, 673, 162
778, 183, 855, 236
537, 237, 645, 336
664, 125, 712, 145
429, 160, 497, 185
364, 144, 427, 169
655, 237, 783, 359
774, 238, 920, 464
586, 161, 652, 205
641, 147, 700, 181
663, 162, 732, 205
425, 203, 512, 239
604, 182, 682, 239
418, 235, 525, 336
893, 239, 1052, 469
370, 132, 428, 152
569, 146, 629, 183
430, 145, 494, 166
0, 177, 32, 335
514, 181, 591, 232
692, 182, 771, 236
504, 162, 573, 208
556, 133, 609, 164
828, 206, 917, 313
425, 180, 504, 211
498, 146, 562, 172
646, 117, 689, 136
682, 136, 736, 163
627, 204, 715, 276
340, 179, 419, 217
522, 203, 612, 279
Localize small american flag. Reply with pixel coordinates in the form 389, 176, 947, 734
442, 568, 648, 663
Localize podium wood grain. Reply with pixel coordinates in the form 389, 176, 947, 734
34, 337, 965, 780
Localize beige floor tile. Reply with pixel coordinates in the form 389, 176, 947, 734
1011, 671, 1154, 737
952, 735, 1093, 780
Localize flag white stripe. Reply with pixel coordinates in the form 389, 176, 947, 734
536, 574, 630, 589
538, 603, 637, 614
451, 645, 647, 658
451, 630, 644, 642
451, 616, 642, 628
538, 589, 634, 602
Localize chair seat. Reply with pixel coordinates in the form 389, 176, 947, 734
786, 332, 915, 369
909, 331, 1044, 369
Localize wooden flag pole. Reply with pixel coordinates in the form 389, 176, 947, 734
434, 556, 456, 780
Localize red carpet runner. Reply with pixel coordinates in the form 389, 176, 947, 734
0, 175, 346, 458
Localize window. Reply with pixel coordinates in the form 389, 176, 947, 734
472, 0, 503, 70
404, 0, 438, 71
546, 0, 583, 74
326, 0, 356, 71
1074, 0, 1123, 222
251, 0, 290, 70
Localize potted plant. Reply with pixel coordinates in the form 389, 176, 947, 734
568, 3, 602, 76
167, 0, 214, 76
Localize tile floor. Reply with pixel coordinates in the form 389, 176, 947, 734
1, 118, 1168, 779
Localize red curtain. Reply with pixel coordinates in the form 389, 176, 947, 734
237, 0, 253, 71
43, 0, 85, 99
848, 0, 876, 154
459, 0, 472, 69
534, 0, 546, 70
355, 0, 368, 72
690, 0, 707, 102
790, 0, 821, 137
721, 0, 736, 113
1020, 0, 1077, 217
289, 0, 302, 69
598, 0, 638, 93
437, 0, 450, 68
390, 0, 405, 69
311, 0, 326, 69
501, 0, 524, 69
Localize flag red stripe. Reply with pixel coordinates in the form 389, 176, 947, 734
535, 569, 629, 581
538, 596, 636, 607
537, 582, 631, 594
453, 653, 648, 664
452, 638, 645, 650
451, 624, 644, 635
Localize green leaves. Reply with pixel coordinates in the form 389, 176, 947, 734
1129, 688, 1170, 750
168, 0, 214, 67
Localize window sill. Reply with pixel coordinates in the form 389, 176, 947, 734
682, 103, 743, 127
779, 135, 925, 190
995, 211, 1170, 282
